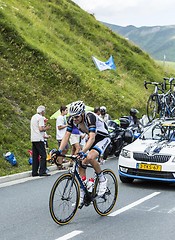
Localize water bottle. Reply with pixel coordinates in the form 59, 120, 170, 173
87, 178, 94, 193
82, 176, 87, 187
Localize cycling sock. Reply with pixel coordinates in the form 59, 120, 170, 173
80, 188, 85, 199
98, 171, 105, 182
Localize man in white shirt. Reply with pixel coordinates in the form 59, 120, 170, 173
31, 105, 51, 176
56, 105, 69, 169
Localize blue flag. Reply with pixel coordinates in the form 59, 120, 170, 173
92, 55, 116, 71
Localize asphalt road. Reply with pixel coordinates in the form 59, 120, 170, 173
0, 157, 175, 240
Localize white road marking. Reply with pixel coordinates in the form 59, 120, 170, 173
168, 207, 175, 214
109, 192, 161, 216
0, 171, 59, 188
55, 230, 83, 240
148, 205, 159, 211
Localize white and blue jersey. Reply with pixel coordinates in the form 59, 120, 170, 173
67, 111, 110, 155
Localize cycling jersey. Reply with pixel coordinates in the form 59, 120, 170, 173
67, 111, 109, 137
67, 111, 110, 155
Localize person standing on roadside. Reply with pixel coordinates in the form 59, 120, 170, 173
99, 106, 111, 123
56, 105, 69, 170
30, 105, 51, 177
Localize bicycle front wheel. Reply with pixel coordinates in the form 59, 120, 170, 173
147, 94, 160, 122
49, 173, 80, 225
93, 169, 118, 216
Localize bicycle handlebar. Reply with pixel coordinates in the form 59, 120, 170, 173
144, 78, 175, 91
163, 77, 175, 90
58, 154, 77, 159
52, 154, 94, 169
144, 80, 163, 90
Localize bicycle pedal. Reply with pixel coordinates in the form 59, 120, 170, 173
78, 203, 84, 209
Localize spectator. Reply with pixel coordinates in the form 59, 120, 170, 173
94, 107, 101, 116
99, 106, 111, 122
30, 105, 51, 177
128, 108, 139, 126
69, 125, 81, 167
56, 105, 69, 170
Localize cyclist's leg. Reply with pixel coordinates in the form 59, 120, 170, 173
88, 137, 111, 195
78, 151, 100, 208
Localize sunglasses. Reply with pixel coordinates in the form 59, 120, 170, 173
73, 115, 81, 119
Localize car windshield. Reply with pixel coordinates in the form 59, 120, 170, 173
141, 123, 175, 141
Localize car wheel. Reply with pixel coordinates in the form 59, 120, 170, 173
119, 175, 134, 183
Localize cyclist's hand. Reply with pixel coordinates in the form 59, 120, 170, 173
51, 149, 61, 160
77, 151, 87, 160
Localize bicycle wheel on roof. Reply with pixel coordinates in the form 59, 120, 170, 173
147, 94, 161, 122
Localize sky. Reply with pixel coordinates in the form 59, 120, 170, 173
72, 0, 175, 27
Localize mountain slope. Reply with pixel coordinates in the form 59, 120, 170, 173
0, 0, 170, 176
101, 22, 175, 62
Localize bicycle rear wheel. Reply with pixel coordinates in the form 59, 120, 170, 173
93, 169, 118, 216
167, 92, 175, 117
49, 173, 80, 225
147, 94, 160, 122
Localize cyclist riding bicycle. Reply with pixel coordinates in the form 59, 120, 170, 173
52, 100, 111, 208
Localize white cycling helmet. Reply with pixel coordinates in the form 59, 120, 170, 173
100, 106, 107, 114
68, 101, 85, 116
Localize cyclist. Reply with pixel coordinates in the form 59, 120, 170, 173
128, 108, 139, 126
52, 101, 111, 208
99, 106, 111, 123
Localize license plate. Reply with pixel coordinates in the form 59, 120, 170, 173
137, 163, 162, 171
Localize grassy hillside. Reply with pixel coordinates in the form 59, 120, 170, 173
157, 61, 175, 73
101, 22, 175, 62
0, 0, 172, 176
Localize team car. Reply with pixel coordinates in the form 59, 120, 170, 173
118, 119, 175, 183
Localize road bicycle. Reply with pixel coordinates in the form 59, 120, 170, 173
144, 80, 164, 122
49, 154, 118, 225
145, 78, 175, 122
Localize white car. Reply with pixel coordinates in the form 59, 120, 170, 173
118, 119, 175, 183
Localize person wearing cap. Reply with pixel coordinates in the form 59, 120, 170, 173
30, 105, 51, 177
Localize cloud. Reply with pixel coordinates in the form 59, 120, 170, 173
72, 0, 175, 27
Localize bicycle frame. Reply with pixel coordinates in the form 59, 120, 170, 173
62, 154, 98, 205
160, 83, 175, 118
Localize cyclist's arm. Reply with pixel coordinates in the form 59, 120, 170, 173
81, 112, 96, 153
82, 132, 95, 154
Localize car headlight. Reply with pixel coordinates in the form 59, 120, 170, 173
120, 149, 131, 158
